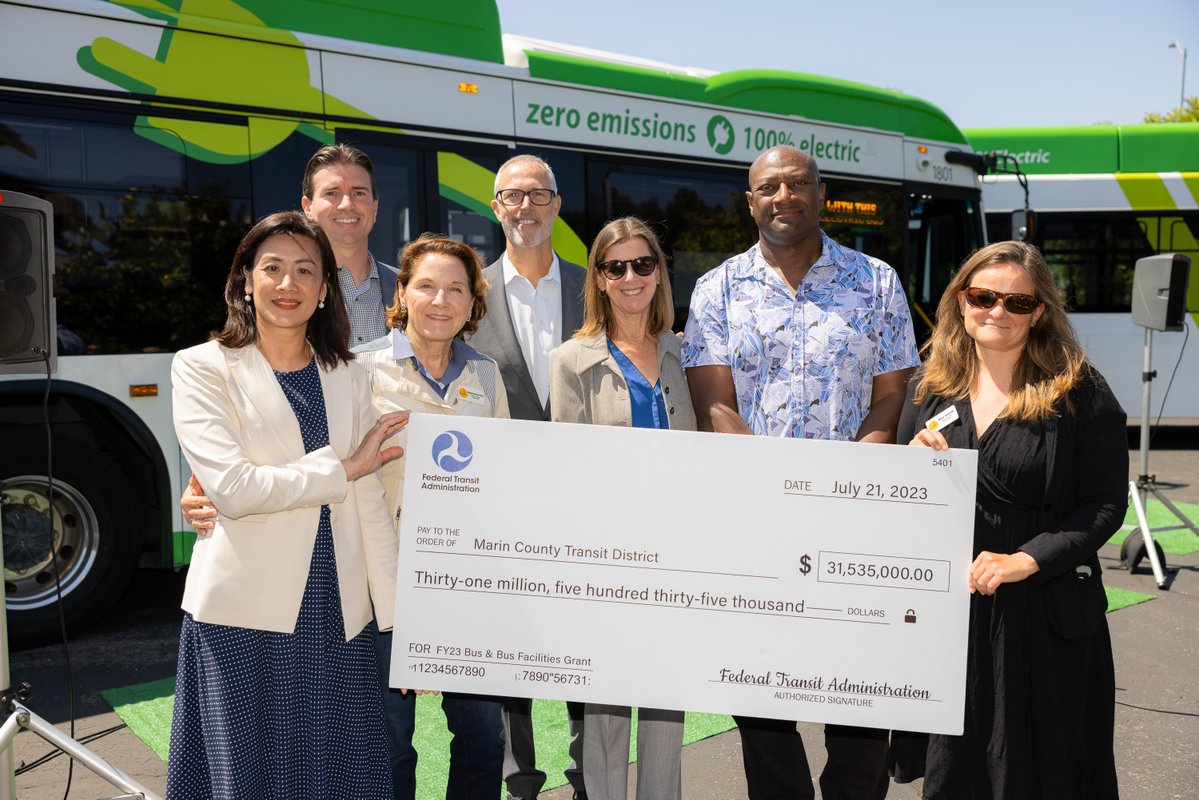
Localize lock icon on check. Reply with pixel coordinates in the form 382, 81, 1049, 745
904, 609, 917, 624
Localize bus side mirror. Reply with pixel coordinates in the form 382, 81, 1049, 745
1011, 209, 1036, 242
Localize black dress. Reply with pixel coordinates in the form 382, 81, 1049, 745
166, 360, 392, 799
897, 372, 1125, 800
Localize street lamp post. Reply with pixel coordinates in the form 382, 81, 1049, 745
1168, 41, 1187, 111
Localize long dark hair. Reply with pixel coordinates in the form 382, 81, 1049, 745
215, 211, 353, 369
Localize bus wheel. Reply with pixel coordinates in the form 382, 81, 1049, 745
1, 437, 140, 648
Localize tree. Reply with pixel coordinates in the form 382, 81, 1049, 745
1143, 97, 1199, 123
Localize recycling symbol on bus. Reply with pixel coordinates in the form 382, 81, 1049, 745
707, 115, 735, 155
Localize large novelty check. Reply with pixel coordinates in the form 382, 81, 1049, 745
390, 415, 977, 734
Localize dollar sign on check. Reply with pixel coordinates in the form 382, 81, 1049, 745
799, 554, 811, 575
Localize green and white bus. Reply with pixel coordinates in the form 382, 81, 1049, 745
966, 123, 1199, 423
0, 0, 986, 643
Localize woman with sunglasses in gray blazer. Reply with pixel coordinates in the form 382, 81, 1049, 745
549, 217, 695, 800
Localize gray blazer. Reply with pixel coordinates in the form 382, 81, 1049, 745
549, 332, 697, 431
374, 255, 398, 310
470, 256, 587, 421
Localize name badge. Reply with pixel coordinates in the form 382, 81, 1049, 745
456, 386, 486, 403
926, 406, 960, 432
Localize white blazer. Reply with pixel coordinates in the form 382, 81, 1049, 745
171, 340, 398, 639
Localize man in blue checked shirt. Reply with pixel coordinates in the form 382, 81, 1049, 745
681, 146, 920, 800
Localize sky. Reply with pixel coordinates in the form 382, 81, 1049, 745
493, 0, 1197, 130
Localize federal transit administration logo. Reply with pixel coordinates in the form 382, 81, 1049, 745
431, 430, 474, 472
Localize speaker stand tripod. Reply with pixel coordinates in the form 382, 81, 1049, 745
0, 483, 163, 800
1120, 328, 1198, 589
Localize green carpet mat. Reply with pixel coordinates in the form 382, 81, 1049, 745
1109, 498, 1199, 555
100, 683, 734, 799
103, 514, 1182, 795
99, 677, 175, 761
1104, 585, 1156, 613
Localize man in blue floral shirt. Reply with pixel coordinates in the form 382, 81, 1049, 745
682, 145, 919, 800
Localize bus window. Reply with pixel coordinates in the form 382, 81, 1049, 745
821, 180, 904, 279
370, 147, 422, 266
1036, 214, 1153, 312
907, 193, 981, 337
332, 132, 425, 268
0, 115, 184, 189
587, 161, 754, 323
434, 152, 504, 263
248, 132, 331, 224
1164, 214, 1199, 257
987, 212, 1197, 313
0, 108, 252, 355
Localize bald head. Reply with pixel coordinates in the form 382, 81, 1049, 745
494, 154, 558, 195
745, 146, 825, 251
748, 146, 820, 188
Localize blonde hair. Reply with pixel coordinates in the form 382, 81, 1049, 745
915, 240, 1087, 421
577, 217, 674, 338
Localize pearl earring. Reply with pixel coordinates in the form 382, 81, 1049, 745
318, 299, 326, 309
245, 292, 252, 303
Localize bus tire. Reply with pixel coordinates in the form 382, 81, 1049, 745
1, 435, 141, 648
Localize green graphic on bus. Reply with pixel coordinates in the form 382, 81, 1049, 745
707, 115, 735, 155
77, 0, 363, 162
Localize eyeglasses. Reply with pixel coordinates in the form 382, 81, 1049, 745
596, 255, 658, 280
495, 188, 556, 206
963, 286, 1042, 315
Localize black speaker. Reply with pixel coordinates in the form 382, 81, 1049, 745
1131, 253, 1191, 332
0, 189, 55, 374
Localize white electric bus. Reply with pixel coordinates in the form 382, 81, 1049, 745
0, 0, 986, 642
967, 124, 1199, 423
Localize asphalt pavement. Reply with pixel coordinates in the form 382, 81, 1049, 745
4, 429, 1198, 799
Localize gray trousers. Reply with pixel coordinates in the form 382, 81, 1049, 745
583, 704, 683, 800
503, 697, 586, 798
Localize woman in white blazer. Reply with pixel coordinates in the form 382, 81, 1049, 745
166, 212, 407, 800
549, 217, 695, 800
353, 233, 510, 800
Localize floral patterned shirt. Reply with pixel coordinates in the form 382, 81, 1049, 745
682, 232, 919, 440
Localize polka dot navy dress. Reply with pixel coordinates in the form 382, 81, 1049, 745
166, 360, 392, 799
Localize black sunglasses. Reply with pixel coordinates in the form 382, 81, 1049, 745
597, 255, 658, 280
963, 286, 1042, 315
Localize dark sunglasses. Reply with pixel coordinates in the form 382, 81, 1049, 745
963, 286, 1042, 315
597, 255, 658, 280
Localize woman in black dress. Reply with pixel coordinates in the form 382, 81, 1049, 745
897, 240, 1125, 799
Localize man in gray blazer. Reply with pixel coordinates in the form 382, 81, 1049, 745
468, 154, 588, 799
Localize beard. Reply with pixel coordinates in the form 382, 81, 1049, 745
500, 214, 553, 249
